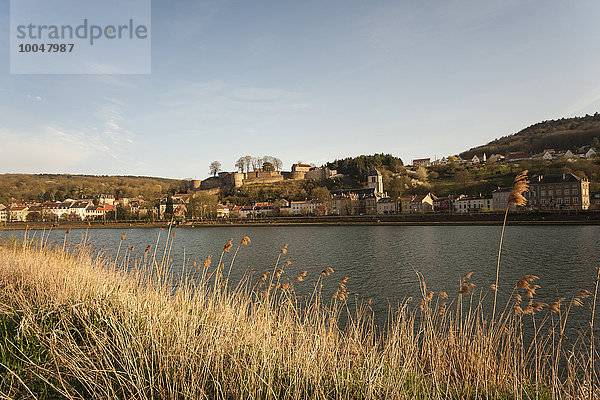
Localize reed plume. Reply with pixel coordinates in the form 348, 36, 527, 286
493, 170, 530, 323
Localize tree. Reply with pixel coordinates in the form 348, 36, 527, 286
209, 161, 222, 177
116, 205, 133, 220
165, 196, 174, 219
414, 166, 428, 181
235, 157, 245, 172
26, 212, 42, 222
273, 157, 283, 171
454, 169, 473, 191
263, 161, 275, 171
251, 157, 262, 171
244, 155, 253, 172
311, 187, 332, 215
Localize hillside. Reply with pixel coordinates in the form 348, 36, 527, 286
0, 174, 183, 204
460, 114, 600, 159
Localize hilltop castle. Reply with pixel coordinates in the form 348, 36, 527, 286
191, 163, 338, 194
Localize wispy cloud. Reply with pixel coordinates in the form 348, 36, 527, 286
93, 100, 136, 145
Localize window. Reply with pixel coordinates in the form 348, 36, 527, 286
541, 199, 546, 205
573, 188, 578, 195
541, 190, 546, 197
574, 197, 579, 204
556, 198, 562, 204
556, 189, 562, 195
548, 190, 553, 196
565, 197, 570, 204
564, 189, 570, 195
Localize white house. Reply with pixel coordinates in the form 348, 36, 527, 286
0, 205, 8, 222
562, 150, 575, 159
585, 148, 597, 158
542, 151, 554, 161
290, 200, 321, 215
8, 205, 28, 222
454, 195, 493, 213
70, 201, 91, 220
216, 204, 230, 218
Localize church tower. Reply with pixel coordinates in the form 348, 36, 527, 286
368, 169, 384, 195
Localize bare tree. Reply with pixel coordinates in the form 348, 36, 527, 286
257, 157, 267, 171
209, 161, 222, 177
244, 155, 252, 173
273, 157, 283, 171
235, 157, 245, 173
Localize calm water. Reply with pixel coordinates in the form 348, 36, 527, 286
3, 225, 599, 323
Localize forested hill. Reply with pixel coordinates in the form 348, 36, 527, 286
326, 154, 404, 181
460, 114, 600, 159
0, 174, 183, 204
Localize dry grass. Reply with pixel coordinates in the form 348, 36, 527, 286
0, 227, 598, 399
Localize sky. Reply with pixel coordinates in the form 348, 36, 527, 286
1, 0, 600, 179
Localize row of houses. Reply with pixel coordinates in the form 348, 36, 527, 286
0, 196, 148, 222
399, 173, 596, 214
413, 147, 598, 167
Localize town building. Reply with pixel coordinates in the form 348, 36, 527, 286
8, 205, 29, 222
506, 152, 530, 162
492, 187, 513, 211
291, 163, 312, 173
433, 195, 465, 212
454, 195, 493, 213
330, 170, 385, 215
590, 192, 600, 209
412, 158, 431, 167
216, 204, 230, 218
584, 148, 597, 158
0, 205, 8, 222
487, 154, 505, 163
527, 173, 591, 210
376, 198, 396, 214
399, 193, 435, 213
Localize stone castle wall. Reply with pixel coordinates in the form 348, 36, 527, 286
242, 171, 284, 185
196, 169, 318, 194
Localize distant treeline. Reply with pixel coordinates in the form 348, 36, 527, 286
461, 113, 600, 159
0, 174, 184, 204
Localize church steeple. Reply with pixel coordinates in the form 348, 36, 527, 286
368, 169, 383, 195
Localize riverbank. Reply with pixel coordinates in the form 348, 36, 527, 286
1, 238, 598, 398
2, 210, 600, 230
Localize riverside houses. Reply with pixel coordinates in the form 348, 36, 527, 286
0, 204, 7, 222
399, 193, 435, 213
527, 173, 591, 210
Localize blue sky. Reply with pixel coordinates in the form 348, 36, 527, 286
1, 0, 600, 179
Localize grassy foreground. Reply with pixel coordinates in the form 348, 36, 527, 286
0, 232, 599, 399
